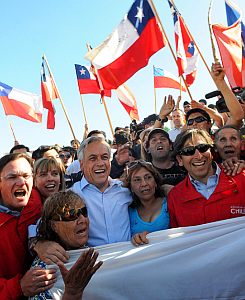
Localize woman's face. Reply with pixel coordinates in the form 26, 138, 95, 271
130, 167, 157, 201
51, 201, 89, 249
35, 167, 61, 199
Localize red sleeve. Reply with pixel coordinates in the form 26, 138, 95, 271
167, 190, 179, 228
0, 274, 23, 299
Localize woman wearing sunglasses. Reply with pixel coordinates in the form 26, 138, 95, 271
123, 160, 169, 246
29, 190, 103, 299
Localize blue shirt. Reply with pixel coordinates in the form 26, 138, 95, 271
71, 177, 132, 247
189, 163, 221, 199
0, 204, 20, 217
129, 198, 170, 236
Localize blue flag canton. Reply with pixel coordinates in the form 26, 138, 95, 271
168, 0, 180, 25
154, 67, 164, 76
0, 82, 12, 96
187, 41, 195, 56
75, 65, 91, 80
225, 1, 245, 58
127, 0, 155, 35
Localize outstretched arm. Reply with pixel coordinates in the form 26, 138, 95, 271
211, 62, 244, 126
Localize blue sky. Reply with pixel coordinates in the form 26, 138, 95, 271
0, 0, 244, 155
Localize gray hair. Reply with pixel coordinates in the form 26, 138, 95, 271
77, 136, 111, 161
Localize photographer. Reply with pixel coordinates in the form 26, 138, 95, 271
110, 131, 137, 179
211, 62, 244, 127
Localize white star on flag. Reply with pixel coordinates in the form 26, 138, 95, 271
135, 6, 144, 23
80, 68, 86, 76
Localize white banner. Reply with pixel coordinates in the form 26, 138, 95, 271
49, 217, 245, 300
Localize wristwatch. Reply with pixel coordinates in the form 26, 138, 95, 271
157, 116, 168, 123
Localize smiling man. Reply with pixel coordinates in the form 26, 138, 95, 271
71, 136, 132, 246
168, 129, 245, 228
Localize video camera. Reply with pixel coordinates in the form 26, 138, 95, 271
205, 87, 245, 113
129, 119, 145, 134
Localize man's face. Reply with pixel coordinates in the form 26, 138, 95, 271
0, 157, 33, 211
177, 135, 214, 184
183, 104, 191, 114
148, 133, 171, 161
59, 151, 72, 167
186, 112, 211, 132
80, 141, 111, 192
43, 149, 62, 164
215, 128, 241, 160
172, 110, 185, 128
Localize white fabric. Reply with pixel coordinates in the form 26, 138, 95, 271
49, 217, 245, 299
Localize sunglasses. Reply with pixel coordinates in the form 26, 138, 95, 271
186, 116, 208, 126
178, 143, 212, 156
59, 154, 71, 159
51, 206, 88, 222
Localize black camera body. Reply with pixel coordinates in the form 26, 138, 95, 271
205, 87, 245, 113
129, 119, 145, 133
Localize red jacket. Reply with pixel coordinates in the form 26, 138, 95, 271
168, 169, 245, 228
0, 189, 42, 299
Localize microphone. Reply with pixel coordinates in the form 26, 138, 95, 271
205, 90, 222, 99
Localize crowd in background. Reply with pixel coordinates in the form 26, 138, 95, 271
0, 62, 245, 299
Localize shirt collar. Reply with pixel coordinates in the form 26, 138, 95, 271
80, 176, 122, 191
0, 204, 21, 217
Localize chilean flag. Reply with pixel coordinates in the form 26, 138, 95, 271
168, 0, 199, 86
115, 84, 139, 121
0, 81, 43, 123
75, 64, 111, 97
41, 59, 58, 129
212, 0, 245, 88
85, 0, 166, 90
154, 67, 186, 91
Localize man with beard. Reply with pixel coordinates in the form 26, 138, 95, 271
146, 128, 186, 186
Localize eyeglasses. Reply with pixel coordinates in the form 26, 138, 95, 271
0, 173, 33, 182
125, 160, 152, 176
59, 154, 71, 159
51, 206, 88, 222
178, 144, 212, 156
186, 116, 208, 126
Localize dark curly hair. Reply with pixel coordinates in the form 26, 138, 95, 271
122, 160, 165, 208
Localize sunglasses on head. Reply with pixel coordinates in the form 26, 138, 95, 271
51, 206, 88, 222
187, 116, 208, 126
178, 143, 212, 156
59, 154, 71, 159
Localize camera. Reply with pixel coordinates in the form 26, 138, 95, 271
130, 119, 145, 133
205, 87, 245, 113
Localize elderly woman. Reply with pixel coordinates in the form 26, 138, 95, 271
33, 158, 65, 202
123, 160, 169, 246
30, 190, 102, 299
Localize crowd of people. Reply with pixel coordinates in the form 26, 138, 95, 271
0, 62, 245, 299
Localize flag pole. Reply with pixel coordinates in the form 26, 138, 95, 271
208, 0, 219, 63
153, 65, 157, 114
42, 54, 77, 141
171, 0, 213, 77
7, 117, 18, 144
179, 77, 182, 98
79, 94, 89, 126
148, 0, 193, 101
86, 44, 114, 137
